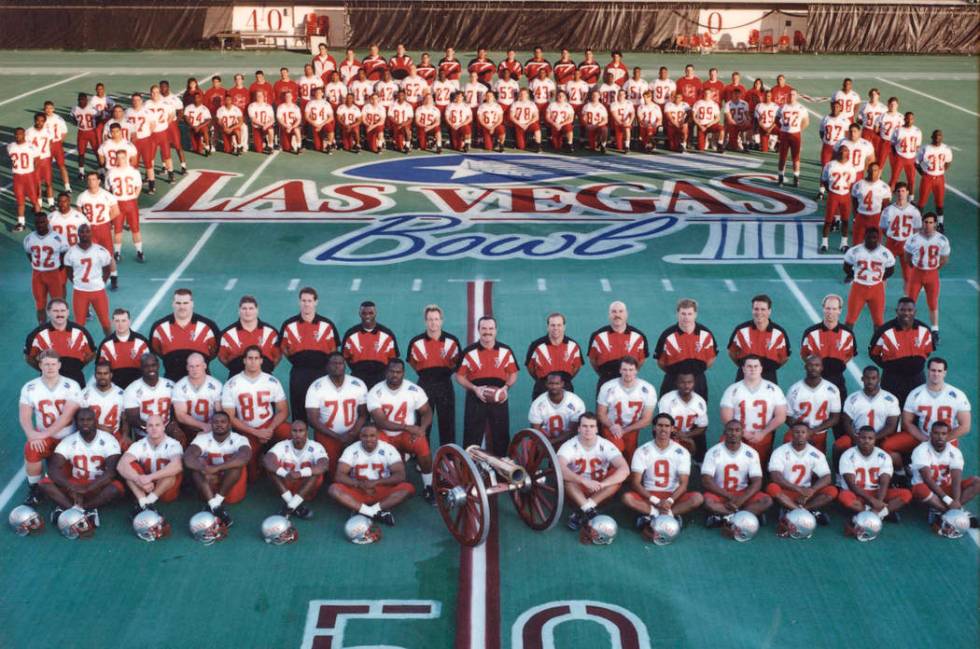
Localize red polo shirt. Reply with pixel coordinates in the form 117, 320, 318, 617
457, 341, 518, 387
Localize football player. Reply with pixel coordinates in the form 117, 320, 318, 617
63, 224, 113, 335
915, 129, 952, 229
609, 89, 635, 153
719, 355, 787, 466
657, 373, 708, 456
588, 301, 649, 390
305, 352, 368, 475
118, 414, 183, 516
263, 420, 328, 519
275, 91, 303, 154
799, 294, 855, 413
81, 360, 128, 449
388, 91, 415, 154
557, 412, 629, 531
476, 91, 506, 152
342, 301, 399, 389
304, 87, 335, 153
701, 419, 773, 527
775, 89, 809, 187
837, 425, 910, 523
328, 425, 415, 527
123, 352, 174, 438
95, 307, 147, 386
904, 212, 950, 339
528, 373, 587, 447
367, 359, 435, 502
580, 90, 610, 153
636, 91, 662, 153
509, 89, 543, 152
48, 191, 87, 249
596, 357, 656, 462
753, 89, 778, 153
246, 90, 276, 154
23, 211, 68, 323
218, 295, 281, 378
836, 365, 900, 463
899, 358, 971, 454
39, 407, 122, 526
70, 93, 100, 179
820, 147, 859, 252
879, 183, 921, 282
910, 421, 979, 525
831, 78, 861, 122
76, 171, 119, 289
890, 112, 921, 192
691, 88, 723, 152
818, 100, 848, 166
623, 413, 704, 530
25, 112, 55, 208
184, 92, 213, 155
7, 127, 42, 231
414, 94, 443, 153
723, 87, 752, 152
545, 90, 576, 152
143, 85, 177, 184
105, 156, 145, 262
361, 94, 387, 154
849, 162, 892, 252
444, 92, 473, 152
42, 100, 71, 192
215, 94, 245, 155
663, 91, 690, 153
767, 423, 838, 526
843, 227, 896, 328
172, 352, 223, 443
183, 411, 251, 527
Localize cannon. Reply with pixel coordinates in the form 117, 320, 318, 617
432, 428, 564, 547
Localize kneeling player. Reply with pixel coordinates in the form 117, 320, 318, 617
117, 414, 183, 517
183, 411, 251, 527
557, 412, 629, 531
263, 420, 328, 520
39, 408, 123, 526
415, 95, 442, 153
701, 419, 773, 527
767, 423, 838, 526
622, 414, 704, 532
528, 373, 586, 447
837, 425, 911, 523
328, 425, 415, 527
367, 359, 434, 502
910, 421, 979, 527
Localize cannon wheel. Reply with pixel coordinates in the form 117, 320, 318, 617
433, 444, 491, 547
508, 429, 564, 532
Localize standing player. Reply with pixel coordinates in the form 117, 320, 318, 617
342, 301, 398, 389
149, 288, 220, 381
183, 411, 251, 527
580, 91, 610, 153
836, 123, 876, 174
218, 295, 281, 377
48, 192, 87, 247
837, 425, 910, 524
719, 356, 788, 465
367, 359, 434, 502
7, 127, 42, 232
842, 227, 896, 329
297, 64, 325, 107
98, 122, 138, 175
263, 420, 329, 519
552, 49, 577, 85
408, 305, 461, 448
775, 89, 809, 187
305, 352, 368, 475
622, 414, 704, 531
529, 373, 587, 447
122, 353, 174, 438
19, 350, 82, 506
588, 301, 649, 390
857, 88, 886, 150
577, 50, 600, 85
328, 425, 414, 527
143, 85, 177, 184
656, 374, 709, 456
124, 94, 157, 193
726, 294, 790, 383
24, 299, 95, 387
654, 298, 717, 401
172, 352, 223, 443
558, 412, 629, 530
70, 93, 100, 179
624, 67, 649, 106
767, 423, 837, 526
831, 78, 861, 123
889, 112, 921, 191
461, 71, 487, 110
76, 171, 119, 289
43, 100, 71, 193
819, 142, 857, 250
529, 69, 556, 117
850, 162, 892, 247
876, 97, 902, 177
158, 80, 189, 173
23, 212, 68, 323
818, 100, 848, 166
25, 113, 55, 209
105, 157, 144, 261
279, 287, 338, 422
438, 47, 463, 81
784, 356, 842, 454
118, 414, 183, 516
800, 294, 855, 404
915, 130, 953, 230
904, 213, 949, 340
910, 421, 979, 525
675, 65, 702, 108
387, 44, 412, 81
313, 43, 338, 80
524, 47, 552, 80
596, 357, 656, 462
96, 307, 150, 388
64, 224, 113, 335
701, 420, 773, 528
435, 69, 461, 114
650, 67, 676, 108
879, 183, 921, 282
524, 312, 583, 398
82, 361, 128, 449
868, 297, 934, 408
753, 89, 778, 153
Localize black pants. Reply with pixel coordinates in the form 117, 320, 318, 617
463, 392, 510, 457
352, 367, 385, 392
289, 366, 325, 422
824, 372, 848, 441
531, 377, 575, 400
661, 370, 709, 461
420, 378, 456, 447
883, 370, 923, 412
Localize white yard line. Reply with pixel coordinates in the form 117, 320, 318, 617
947, 184, 979, 208
875, 77, 979, 118
0, 72, 89, 106
350, 278, 361, 292
600, 278, 611, 292
287, 278, 300, 291
224, 277, 238, 291
661, 278, 674, 292
724, 279, 738, 292
536, 278, 547, 292
411, 278, 422, 292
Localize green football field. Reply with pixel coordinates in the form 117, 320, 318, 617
0, 50, 976, 649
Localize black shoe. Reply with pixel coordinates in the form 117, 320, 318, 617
147, 180, 156, 195
599, 143, 606, 154
819, 244, 828, 253
293, 505, 313, 520
970, 515, 979, 529
50, 507, 64, 525
423, 485, 435, 505
23, 485, 41, 507
813, 510, 830, 526
535, 144, 543, 154
931, 330, 939, 347
374, 510, 395, 526
567, 511, 584, 531
167, 170, 175, 183
705, 514, 724, 528
179, 165, 187, 175
884, 511, 901, 524
13, 222, 26, 233
936, 222, 945, 234
927, 509, 941, 527
635, 515, 652, 530
777, 175, 784, 186
113, 251, 121, 262
622, 147, 629, 155
203, 148, 210, 157
130, 503, 144, 520
583, 507, 598, 521
86, 509, 100, 528
462, 143, 469, 153
136, 250, 144, 263
839, 244, 850, 253
674, 514, 684, 529
435, 145, 442, 154
793, 176, 800, 187
759, 512, 768, 527
212, 505, 233, 528
110, 276, 118, 291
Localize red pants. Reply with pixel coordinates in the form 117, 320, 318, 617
135, 137, 154, 169
40, 468, 123, 495
72, 289, 110, 330
449, 125, 472, 150
24, 436, 59, 462
130, 461, 181, 502
765, 483, 839, 501
550, 124, 573, 150
309, 123, 334, 150
885, 239, 911, 280
150, 131, 171, 162
890, 157, 916, 192
852, 212, 880, 247
188, 127, 208, 154
12, 172, 40, 212
220, 131, 239, 153
514, 123, 540, 150
906, 268, 940, 311
825, 193, 851, 224
704, 488, 769, 505
637, 125, 657, 149
314, 432, 350, 477
918, 174, 945, 211
727, 126, 749, 150
252, 127, 273, 153
167, 122, 183, 151
31, 269, 66, 311
613, 124, 632, 150
602, 428, 638, 464
696, 124, 722, 150
331, 482, 415, 505
881, 432, 919, 455
912, 477, 976, 501
77, 130, 99, 161
340, 126, 360, 151
846, 282, 886, 327
417, 126, 439, 147
585, 125, 608, 150
284, 474, 325, 499
778, 132, 801, 167
391, 125, 412, 151
51, 140, 66, 167
838, 487, 911, 509
758, 128, 775, 153
35, 158, 53, 187
380, 431, 430, 458
365, 126, 384, 153
279, 127, 301, 152
666, 124, 687, 151
862, 128, 880, 150
481, 124, 505, 150
875, 141, 895, 175
91, 223, 113, 252
820, 143, 836, 166
204, 465, 247, 504
114, 199, 140, 235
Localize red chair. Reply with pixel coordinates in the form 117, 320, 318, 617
690, 34, 701, 50
749, 29, 760, 49
675, 34, 688, 50
317, 15, 330, 36
778, 34, 791, 50
305, 13, 318, 36
763, 34, 774, 51
702, 32, 714, 48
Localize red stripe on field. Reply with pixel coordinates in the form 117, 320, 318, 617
485, 504, 501, 649
381, 604, 433, 614
454, 541, 473, 649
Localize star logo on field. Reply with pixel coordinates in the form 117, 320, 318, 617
419, 157, 551, 181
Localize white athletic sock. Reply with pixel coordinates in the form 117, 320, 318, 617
421, 472, 433, 487
582, 498, 596, 511
17, 217, 25, 226
113, 243, 122, 253
287, 494, 304, 509
359, 503, 380, 517
27, 474, 41, 485
281, 491, 294, 504
135, 242, 143, 253
110, 271, 118, 278
138, 495, 147, 508
208, 494, 224, 510
144, 493, 158, 505
821, 237, 829, 247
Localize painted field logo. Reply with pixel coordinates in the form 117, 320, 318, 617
148, 151, 838, 265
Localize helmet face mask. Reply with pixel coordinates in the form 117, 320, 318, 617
8, 505, 45, 537
778, 508, 816, 540
650, 514, 680, 546
345, 515, 381, 544
58, 508, 94, 540
724, 511, 759, 542
936, 509, 970, 539
851, 511, 882, 542
134, 510, 171, 542
262, 515, 298, 545
189, 512, 228, 545
580, 514, 618, 545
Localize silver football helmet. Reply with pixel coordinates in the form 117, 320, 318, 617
724, 510, 759, 542
133, 510, 171, 542
262, 515, 298, 545
58, 507, 94, 540
851, 511, 882, 542
344, 514, 381, 544
650, 514, 680, 546
779, 508, 816, 540
189, 511, 228, 545
581, 514, 618, 545
936, 509, 971, 539
9, 505, 45, 537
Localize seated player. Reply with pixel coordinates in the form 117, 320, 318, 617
837, 425, 911, 524
767, 423, 838, 527
275, 91, 303, 154
636, 90, 662, 153
304, 86, 335, 153
596, 356, 656, 462
388, 90, 415, 154
691, 88, 723, 152
366, 359, 434, 502
656, 372, 708, 455
477, 91, 506, 152
545, 90, 575, 153
246, 90, 276, 154
123, 353, 175, 439
784, 355, 841, 454
528, 372, 586, 447
580, 90, 609, 153
609, 89, 635, 153
305, 352, 368, 476
39, 408, 122, 527
891, 357, 971, 466
701, 419, 773, 527
557, 412, 630, 531
183, 92, 212, 155
172, 352, 223, 444
910, 421, 979, 527
183, 411, 252, 527
414, 94, 442, 153
81, 360, 129, 450
117, 414, 183, 517
215, 95, 244, 155
445, 92, 473, 152
328, 425, 415, 527
622, 413, 704, 532
263, 420, 329, 520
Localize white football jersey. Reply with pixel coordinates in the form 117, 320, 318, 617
879, 203, 922, 244
220, 372, 286, 429
597, 378, 657, 427
890, 125, 921, 160
843, 389, 901, 434
126, 435, 183, 472
48, 208, 88, 246
702, 442, 762, 491
754, 102, 778, 129
305, 375, 367, 434
821, 160, 858, 195
7, 141, 39, 174
267, 438, 328, 471
183, 104, 211, 128
339, 440, 401, 480
123, 107, 152, 140
657, 390, 708, 433
76, 188, 118, 227
909, 441, 964, 487
64, 244, 112, 292
25, 126, 52, 159
776, 102, 806, 134
44, 113, 68, 142
55, 431, 121, 481
831, 89, 861, 120
215, 105, 243, 130
97, 138, 137, 169
719, 380, 787, 434
835, 137, 875, 169
366, 380, 428, 436
819, 114, 849, 145
843, 244, 895, 286
123, 377, 174, 428
636, 102, 662, 128
903, 384, 971, 434
650, 78, 676, 105
304, 99, 334, 126
105, 166, 143, 202
247, 103, 275, 129
904, 232, 950, 271
81, 384, 125, 434
851, 179, 892, 216
915, 143, 952, 176
528, 391, 587, 439
20, 376, 82, 438
631, 440, 691, 492
275, 104, 302, 129
557, 436, 623, 481
768, 442, 830, 487
190, 431, 250, 465
173, 375, 224, 424
838, 446, 893, 490
142, 99, 173, 134
23, 230, 68, 272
